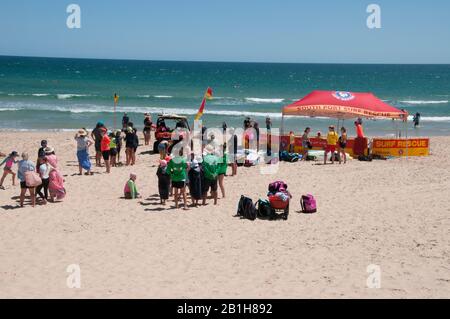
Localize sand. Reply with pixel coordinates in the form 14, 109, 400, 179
0, 131, 449, 299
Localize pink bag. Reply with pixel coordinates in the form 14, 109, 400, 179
301, 194, 317, 214
25, 171, 42, 187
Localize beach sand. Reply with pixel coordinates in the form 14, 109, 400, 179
0, 131, 449, 298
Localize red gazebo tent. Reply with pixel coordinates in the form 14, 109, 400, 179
283, 90, 407, 120
280, 90, 410, 156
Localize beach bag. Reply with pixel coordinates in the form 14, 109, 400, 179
358, 155, 373, 162
256, 199, 275, 219
236, 196, 257, 221
301, 194, 317, 214
25, 171, 42, 187
268, 181, 288, 194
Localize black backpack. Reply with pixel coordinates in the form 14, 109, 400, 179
236, 196, 257, 221
256, 199, 276, 220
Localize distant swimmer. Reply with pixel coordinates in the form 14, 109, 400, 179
413, 112, 421, 128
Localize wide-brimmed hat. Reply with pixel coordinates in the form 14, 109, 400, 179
77, 129, 87, 137
44, 146, 54, 154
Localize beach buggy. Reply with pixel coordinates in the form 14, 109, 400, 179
153, 114, 190, 153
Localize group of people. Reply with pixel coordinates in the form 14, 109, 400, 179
288, 119, 365, 164
149, 143, 228, 210
0, 140, 65, 207
87, 117, 142, 174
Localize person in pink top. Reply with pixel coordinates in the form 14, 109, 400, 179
0, 151, 19, 189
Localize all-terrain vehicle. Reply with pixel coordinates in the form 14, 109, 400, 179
153, 114, 191, 153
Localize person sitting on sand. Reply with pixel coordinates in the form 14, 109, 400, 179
167, 149, 189, 210
18, 152, 36, 208
75, 129, 93, 175
0, 151, 19, 189
301, 127, 311, 161
202, 145, 219, 206
188, 159, 202, 207
338, 127, 348, 164
156, 160, 171, 205
124, 173, 140, 199
324, 125, 339, 165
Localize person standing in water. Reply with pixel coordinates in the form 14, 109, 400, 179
413, 112, 421, 128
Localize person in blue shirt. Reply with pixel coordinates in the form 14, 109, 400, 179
18, 152, 36, 207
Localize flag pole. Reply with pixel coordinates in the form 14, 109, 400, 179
113, 93, 118, 131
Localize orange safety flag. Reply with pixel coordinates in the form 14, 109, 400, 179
195, 87, 213, 120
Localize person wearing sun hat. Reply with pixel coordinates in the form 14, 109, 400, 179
74, 128, 93, 175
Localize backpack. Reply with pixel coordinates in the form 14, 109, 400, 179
268, 181, 288, 194
236, 196, 257, 221
256, 199, 275, 219
358, 155, 373, 162
301, 194, 317, 214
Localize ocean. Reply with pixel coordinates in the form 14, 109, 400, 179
0, 56, 449, 136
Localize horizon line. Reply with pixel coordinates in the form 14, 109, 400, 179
1, 54, 450, 66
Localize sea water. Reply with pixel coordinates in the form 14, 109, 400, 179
0, 56, 449, 136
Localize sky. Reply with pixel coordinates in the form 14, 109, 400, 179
0, 0, 450, 64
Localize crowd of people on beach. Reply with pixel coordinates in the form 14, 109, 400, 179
1, 111, 370, 208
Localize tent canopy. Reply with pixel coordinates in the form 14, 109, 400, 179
283, 90, 407, 120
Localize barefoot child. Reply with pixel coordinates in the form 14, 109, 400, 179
156, 160, 170, 205
124, 173, 140, 199
0, 151, 19, 189
188, 159, 202, 206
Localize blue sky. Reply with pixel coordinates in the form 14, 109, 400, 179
0, 0, 449, 63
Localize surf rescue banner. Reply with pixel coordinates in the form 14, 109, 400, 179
372, 138, 430, 157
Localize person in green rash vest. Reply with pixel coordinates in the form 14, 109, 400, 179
167, 149, 189, 210
124, 173, 140, 199
202, 145, 220, 206
217, 143, 228, 199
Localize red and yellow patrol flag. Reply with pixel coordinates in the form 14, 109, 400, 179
195, 87, 213, 120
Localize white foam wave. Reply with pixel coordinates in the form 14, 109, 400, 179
401, 100, 449, 105
57, 94, 90, 100
153, 95, 173, 99
32, 94, 50, 97
245, 97, 285, 103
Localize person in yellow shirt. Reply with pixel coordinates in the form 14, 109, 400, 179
324, 125, 339, 165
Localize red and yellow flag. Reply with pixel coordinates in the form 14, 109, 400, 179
114, 93, 119, 104
195, 87, 213, 120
